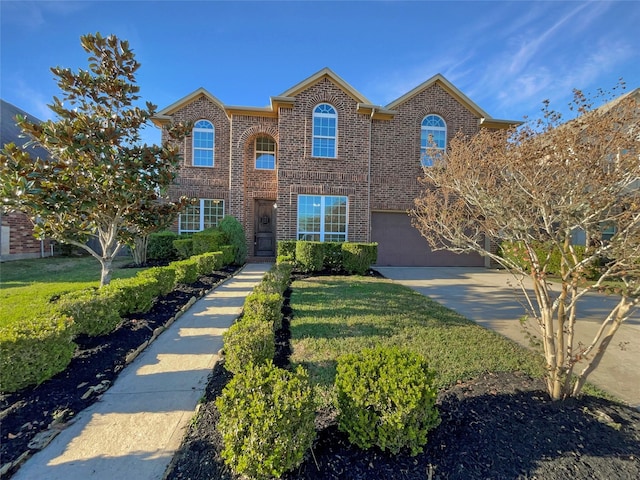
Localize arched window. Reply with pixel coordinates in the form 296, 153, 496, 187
312, 103, 337, 158
255, 136, 276, 170
420, 114, 446, 167
192, 120, 214, 167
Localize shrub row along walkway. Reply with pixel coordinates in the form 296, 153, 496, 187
377, 266, 640, 409
12, 263, 271, 480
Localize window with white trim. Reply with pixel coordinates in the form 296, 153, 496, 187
192, 120, 214, 167
297, 195, 347, 242
420, 114, 446, 167
255, 136, 276, 170
312, 103, 337, 158
179, 199, 224, 233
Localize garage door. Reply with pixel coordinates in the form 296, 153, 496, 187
371, 212, 485, 267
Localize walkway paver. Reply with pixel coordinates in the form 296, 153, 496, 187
12, 263, 271, 480
377, 267, 640, 409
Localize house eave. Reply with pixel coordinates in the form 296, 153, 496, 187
479, 117, 523, 129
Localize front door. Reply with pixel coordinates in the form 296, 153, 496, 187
254, 200, 276, 257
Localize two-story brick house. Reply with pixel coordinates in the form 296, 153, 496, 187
152, 68, 517, 266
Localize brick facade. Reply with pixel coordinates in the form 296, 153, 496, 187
153, 69, 515, 264
1, 211, 53, 260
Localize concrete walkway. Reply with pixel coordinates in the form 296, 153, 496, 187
377, 267, 640, 409
12, 263, 271, 480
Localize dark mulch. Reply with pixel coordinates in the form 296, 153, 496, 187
2, 266, 640, 480
165, 276, 640, 480
0, 265, 238, 478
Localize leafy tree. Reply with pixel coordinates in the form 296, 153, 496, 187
0, 33, 190, 285
411, 85, 639, 400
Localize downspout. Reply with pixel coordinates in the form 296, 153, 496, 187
368, 108, 375, 242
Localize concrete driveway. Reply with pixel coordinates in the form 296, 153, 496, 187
376, 267, 640, 409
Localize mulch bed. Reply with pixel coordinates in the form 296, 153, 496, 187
0, 265, 238, 479
2, 266, 640, 480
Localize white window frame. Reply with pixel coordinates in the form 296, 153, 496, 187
192, 119, 214, 167
255, 136, 276, 170
312, 103, 337, 158
297, 195, 348, 242
179, 199, 224, 233
420, 114, 447, 167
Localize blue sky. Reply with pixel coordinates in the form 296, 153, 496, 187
1, 0, 639, 146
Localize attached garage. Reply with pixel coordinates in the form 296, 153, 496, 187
371, 212, 485, 267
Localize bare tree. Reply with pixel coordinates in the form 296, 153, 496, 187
411, 86, 639, 400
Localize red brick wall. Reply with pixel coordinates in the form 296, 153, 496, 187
164, 95, 231, 209
371, 83, 480, 212
161, 76, 486, 251
1, 211, 53, 258
275, 77, 371, 242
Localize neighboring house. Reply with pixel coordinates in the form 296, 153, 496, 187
0, 100, 54, 261
152, 68, 518, 266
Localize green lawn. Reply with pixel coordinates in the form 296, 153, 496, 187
0, 255, 145, 328
289, 276, 546, 406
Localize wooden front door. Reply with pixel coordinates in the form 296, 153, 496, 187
254, 200, 276, 256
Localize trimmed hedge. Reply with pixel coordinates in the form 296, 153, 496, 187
171, 258, 199, 284
57, 288, 123, 337
104, 276, 159, 316
243, 291, 284, 330
295, 241, 324, 273
137, 266, 177, 296
194, 251, 223, 276
147, 231, 178, 260
192, 229, 228, 256
173, 238, 193, 259
219, 215, 247, 265
342, 242, 378, 275
216, 362, 316, 480
222, 316, 275, 375
323, 242, 344, 270
0, 314, 76, 393
219, 245, 235, 266
277, 240, 296, 259
335, 346, 440, 456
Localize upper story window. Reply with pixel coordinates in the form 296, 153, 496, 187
255, 136, 276, 170
193, 120, 214, 167
420, 114, 446, 167
312, 103, 337, 158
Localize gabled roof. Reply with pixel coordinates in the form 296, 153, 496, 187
152, 88, 226, 126
152, 69, 520, 127
0, 99, 50, 159
278, 67, 372, 104
386, 73, 521, 128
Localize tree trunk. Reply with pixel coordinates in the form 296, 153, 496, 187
100, 256, 114, 287
132, 235, 148, 266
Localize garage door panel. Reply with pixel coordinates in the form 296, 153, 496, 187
371, 212, 484, 267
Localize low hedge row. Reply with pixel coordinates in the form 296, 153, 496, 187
217, 262, 317, 479
0, 314, 76, 393
216, 265, 441, 478
498, 240, 592, 277
0, 251, 234, 394
278, 240, 378, 274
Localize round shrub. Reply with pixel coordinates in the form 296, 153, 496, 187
222, 316, 275, 374
0, 314, 76, 393
215, 362, 316, 480
335, 346, 440, 456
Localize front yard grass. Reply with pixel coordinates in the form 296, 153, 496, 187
290, 276, 546, 406
0, 255, 144, 328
